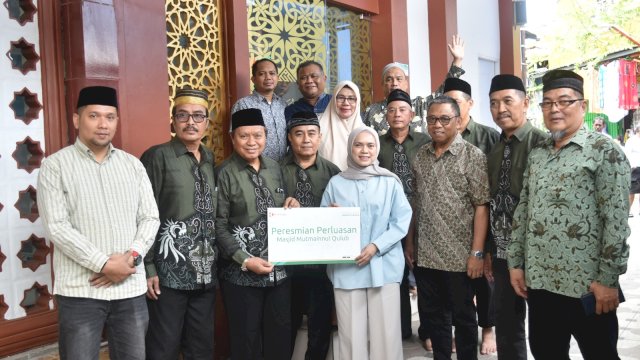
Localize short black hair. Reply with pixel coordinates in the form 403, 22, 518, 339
296, 60, 324, 76
428, 95, 461, 117
252, 58, 278, 77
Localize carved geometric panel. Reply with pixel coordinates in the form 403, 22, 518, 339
3, 0, 37, 26
6, 37, 40, 74
0, 246, 6, 271
326, 6, 372, 109
19, 282, 51, 315
0, 295, 8, 320
14, 185, 38, 222
9, 87, 42, 124
12, 136, 44, 173
166, 0, 226, 163
247, 0, 327, 84
17, 234, 49, 271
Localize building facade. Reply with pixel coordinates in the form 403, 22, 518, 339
0, 0, 522, 357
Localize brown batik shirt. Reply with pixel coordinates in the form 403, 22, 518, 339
412, 134, 491, 272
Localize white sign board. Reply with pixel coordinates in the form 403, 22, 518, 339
267, 207, 361, 265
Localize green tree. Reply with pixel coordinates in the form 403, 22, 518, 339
527, 0, 640, 69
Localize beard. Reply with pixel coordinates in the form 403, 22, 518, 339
550, 130, 566, 142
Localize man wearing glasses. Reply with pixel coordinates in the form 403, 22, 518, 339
408, 95, 490, 360
141, 88, 219, 359
508, 70, 630, 359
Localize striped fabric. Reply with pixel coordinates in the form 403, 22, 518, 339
37, 140, 159, 300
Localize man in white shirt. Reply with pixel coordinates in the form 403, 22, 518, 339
626, 126, 640, 216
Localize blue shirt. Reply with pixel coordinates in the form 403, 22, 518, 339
320, 175, 412, 289
285, 93, 332, 121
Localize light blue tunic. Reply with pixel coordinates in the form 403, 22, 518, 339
321, 175, 412, 290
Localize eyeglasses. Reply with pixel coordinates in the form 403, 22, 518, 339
539, 99, 583, 110
426, 115, 458, 126
173, 113, 207, 123
336, 95, 358, 104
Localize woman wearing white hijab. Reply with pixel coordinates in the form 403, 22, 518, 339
320, 126, 412, 359
318, 80, 365, 170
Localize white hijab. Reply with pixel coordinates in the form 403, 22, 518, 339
319, 80, 365, 170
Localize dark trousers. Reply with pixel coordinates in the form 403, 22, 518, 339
222, 279, 291, 360
527, 288, 620, 360
472, 274, 495, 329
415, 267, 478, 360
146, 286, 216, 360
493, 259, 527, 360
291, 269, 333, 360
57, 294, 148, 360
400, 264, 412, 339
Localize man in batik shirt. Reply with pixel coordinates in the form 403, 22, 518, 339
142, 88, 218, 359
281, 111, 340, 360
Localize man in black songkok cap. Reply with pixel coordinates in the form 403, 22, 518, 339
140, 87, 219, 359
444, 76, 499, 354
375, 89, 431, 344
507, 69, 630, 359
281, 111, 340, 359
37, 86, 160, 359
444, 77, 500, 155
485, 74, 547, 360
215, 108, 300, 359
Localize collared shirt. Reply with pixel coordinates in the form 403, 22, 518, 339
37, 139, 160, 300
280, 153, 340, 208
215, 152, 288, 287
508, 128, 630, 298
284, 93, 332, 121
487, 121, 548, 259
625, 135, 640, 168
321, 175, 412, 289
140, 138, 217, 290
232, 91, 288, 161
378, 131, 430, 203
364, 64, 465, 135
461, 117, 500, 155
413, 134, 490, 272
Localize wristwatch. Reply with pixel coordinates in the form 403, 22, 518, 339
241, 258, 250, 272
131, 250, 142, 266
471, 250, 484, 259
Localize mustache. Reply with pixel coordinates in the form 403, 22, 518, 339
183, 125, 199, 132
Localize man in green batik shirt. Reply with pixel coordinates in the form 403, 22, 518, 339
216, 108, 300, 359
508, 70, 630, 360
141, 89, 218, 359
444, 76, 499, 354
483, 75, 548, 360
377, 89, 430, 344
364, 35, 465, 135
281, 111, 340, 360
444, 77, 500, 155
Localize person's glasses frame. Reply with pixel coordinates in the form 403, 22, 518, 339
173, 112, 208, 123
539, 98, 584, 110
426, 115, 459, 126
336, 95, 358, 104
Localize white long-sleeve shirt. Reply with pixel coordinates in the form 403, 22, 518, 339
37, 139, 159, 300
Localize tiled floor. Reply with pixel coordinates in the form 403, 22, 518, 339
5, 204, 640, 360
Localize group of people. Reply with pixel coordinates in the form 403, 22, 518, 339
37, 34, 632, 360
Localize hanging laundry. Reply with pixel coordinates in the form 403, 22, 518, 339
602, 61, 627, 122
619, 59, 639, 110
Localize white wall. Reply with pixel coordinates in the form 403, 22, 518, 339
407, 0, 431, 97
457, 0, 501, 127
406, 0, 502, 127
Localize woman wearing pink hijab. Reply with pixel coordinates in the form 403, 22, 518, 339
318, 80, 365, 170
